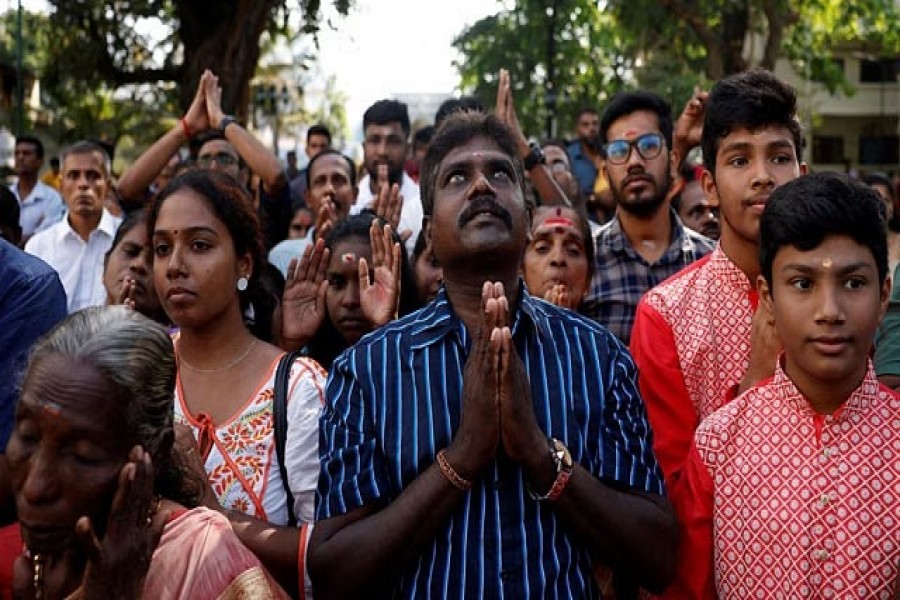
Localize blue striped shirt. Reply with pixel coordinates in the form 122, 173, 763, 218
317, 283, 665, 599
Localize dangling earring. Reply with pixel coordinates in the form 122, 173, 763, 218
237, 276, 249, 291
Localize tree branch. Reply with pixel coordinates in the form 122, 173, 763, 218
761, 0, 799, 70
658, 0, 725, 78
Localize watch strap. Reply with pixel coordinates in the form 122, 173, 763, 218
219, 115, 238, 133
522, 143, 546, 170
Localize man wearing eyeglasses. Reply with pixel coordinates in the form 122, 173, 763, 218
117, 70, 290, 249
582, 91, 714, 343
349, 99, 423, 257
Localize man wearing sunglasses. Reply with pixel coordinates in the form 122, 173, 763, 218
582, 91, 714, 344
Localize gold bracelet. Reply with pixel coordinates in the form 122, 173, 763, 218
436, 450, 473, 491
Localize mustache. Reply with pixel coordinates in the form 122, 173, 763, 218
458, 195, 513, 229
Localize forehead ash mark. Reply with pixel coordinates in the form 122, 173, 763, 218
341, 252, 357, 264
821, 258, 833, 269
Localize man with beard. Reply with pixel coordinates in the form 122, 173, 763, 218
350, 99, 422, 256
567, 108, 602, 199
582, 91, 714, 343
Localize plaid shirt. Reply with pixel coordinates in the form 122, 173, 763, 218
582, 210, 714, 344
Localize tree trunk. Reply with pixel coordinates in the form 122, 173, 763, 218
721, 0, 749, 75
760, 0, 798, 70
176, 0, 279, 121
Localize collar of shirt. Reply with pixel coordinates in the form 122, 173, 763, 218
55, 208, 120, 244
599, 209, 698, 260
11, 180, 56, 205
409, 281, 552, 349
771, 355, 880, 421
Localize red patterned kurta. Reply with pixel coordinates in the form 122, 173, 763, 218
667, 361, 900, 599
630, 244, 756, 490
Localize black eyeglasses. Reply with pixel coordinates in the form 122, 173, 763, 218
197, 152, 239, 168
602, 133, 664, 165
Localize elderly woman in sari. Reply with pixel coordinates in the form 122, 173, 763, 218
0, 306, 286, 599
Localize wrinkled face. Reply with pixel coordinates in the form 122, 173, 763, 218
7, 354, 129, 557
151, 189, 251, 330
326, 237, 373, 345
306, 134, 330, 160
363, 122, 407, 187
61, 151, 109, 222
576, 112, 599, 144
761, 235, 889, 399
306, 154, 356, 222
104, 223, 160, 317
678, 180, 720, 240
14, 141, 42, 175
414, 238, 443, 304
428, 136, 529, 271
704, 125, 804, 247
197, 140, 242, 182
602, 110, 673, 218
523, 205, 590, 309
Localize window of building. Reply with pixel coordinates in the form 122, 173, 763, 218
813, 136, 845, 164
860, 59, 899, 83
859, 136, 899, 165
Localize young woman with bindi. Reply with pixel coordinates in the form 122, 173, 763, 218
147, 170, 325, 596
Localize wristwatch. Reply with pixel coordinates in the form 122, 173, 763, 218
529, 437, 574, 502
522, 142, 546, 171
219, 115, 239, 133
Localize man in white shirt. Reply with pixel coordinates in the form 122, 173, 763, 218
351, 99, 423, 256
9, 135, 64, 242
25, 141, 121, 313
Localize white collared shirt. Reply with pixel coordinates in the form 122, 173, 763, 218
24, 209, 121, 313
352, 172, 423, 257
9, 179, 64, 237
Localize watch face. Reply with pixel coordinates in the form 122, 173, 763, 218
551, 438, 573, 469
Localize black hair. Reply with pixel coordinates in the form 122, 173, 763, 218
62, 140, 111, 177
251, 262, 285, 344
760, 172, 888, 288
702, 68, 803, 177
104, 210, 147, 269
864, 171, 895, 201
576, 106, 599, 120
194, 130, 248, 171
15, 135, 44, 160
413, 125, 435, 148
148, 170, 265, 329
307, 124, 332, 144
434, 96, 486, 128
599, 90, 673, 150
420, 111, 528, 217
304, 149, 357, 191
363, 99, 411, 137
303, 213, 418, 369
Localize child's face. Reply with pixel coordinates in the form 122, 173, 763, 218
703, 125, 805, 247
760, 234, 890, 397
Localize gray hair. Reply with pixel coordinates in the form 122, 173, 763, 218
61, 140, 112, 179
27, 306, 176, 467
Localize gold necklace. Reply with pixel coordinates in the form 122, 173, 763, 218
179, 339, 258, 373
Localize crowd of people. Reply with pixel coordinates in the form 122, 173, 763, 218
0, 62, 897, 599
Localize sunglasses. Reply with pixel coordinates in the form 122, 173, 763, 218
197, 152, 239, 168
602, 133, 664, 165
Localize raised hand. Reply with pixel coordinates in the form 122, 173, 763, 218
76, 446, 163, 599
359, 221, 401, 328
203, 70, 226, 130
738, 305, 783, 394
314, 200, 338, 242
281, 238, 330, 350
494, 69, 529, 154
543, 283, 571, 309
115, 277, 137, 310
182, 69, 213, 135
673, 87, 708, 159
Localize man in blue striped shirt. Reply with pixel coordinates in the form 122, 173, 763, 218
309, 111, 677, 598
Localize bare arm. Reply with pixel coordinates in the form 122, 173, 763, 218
204, 74, 286, 194
117, 71, 212, 204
